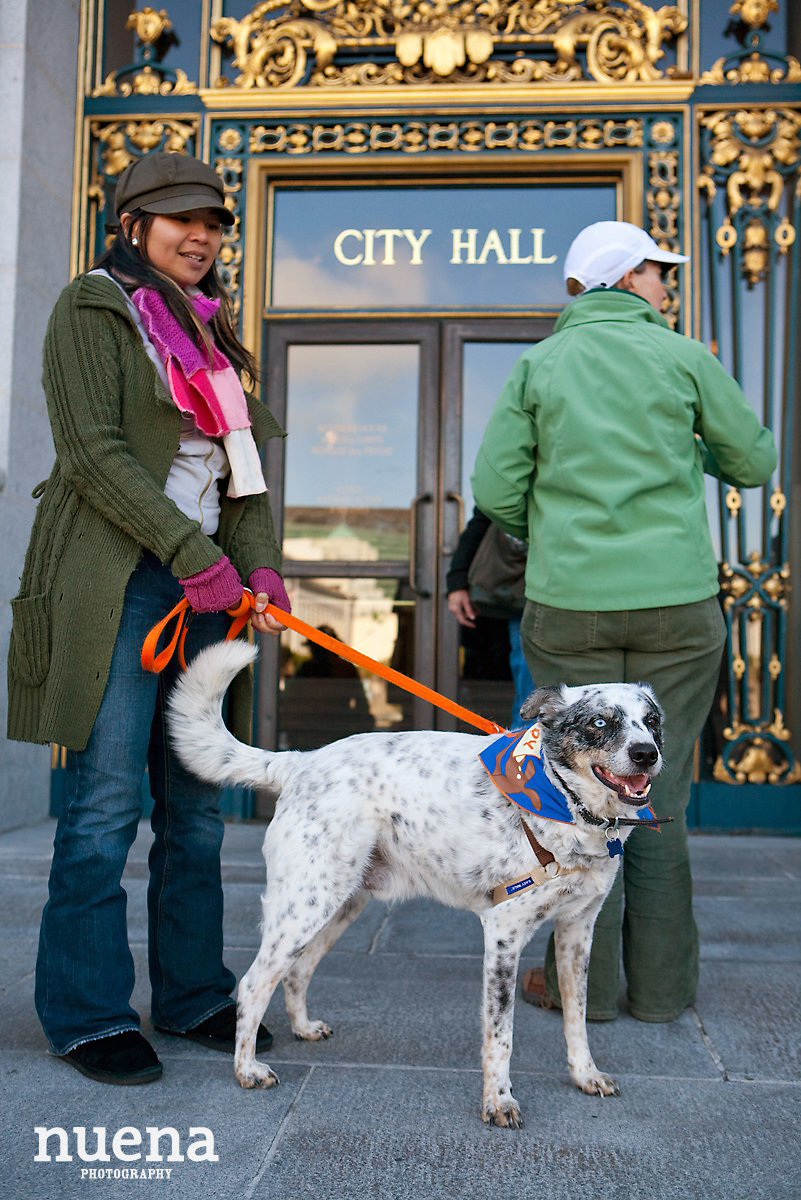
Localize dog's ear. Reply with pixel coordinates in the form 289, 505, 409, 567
635, 682, 665, 721
520, 685, 566, 724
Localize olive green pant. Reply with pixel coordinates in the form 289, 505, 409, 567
520, 597, 726, 1021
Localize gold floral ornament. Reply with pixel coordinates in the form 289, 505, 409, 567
731, 0, 777, 25
88, 118, 198, 211
210, 0, 687, 90
714, 715, 801, 784
699, 0, 801, 84
698, 108, 801, 284
94, 6, 197, 96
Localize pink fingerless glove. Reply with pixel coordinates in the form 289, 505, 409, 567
180, 555, 243, 613
249, 568, 291, 614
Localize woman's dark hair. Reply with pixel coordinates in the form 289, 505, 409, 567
92, 210, 258, 385
565, 258, 651, 298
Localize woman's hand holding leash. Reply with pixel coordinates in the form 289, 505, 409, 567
250, 593, 285, 636
247, 568, 290, 636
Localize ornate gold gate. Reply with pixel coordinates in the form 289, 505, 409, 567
69, 0, 801, 827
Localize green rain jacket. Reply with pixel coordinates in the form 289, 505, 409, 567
471, 288, 777, 612
7, 273, 285, 750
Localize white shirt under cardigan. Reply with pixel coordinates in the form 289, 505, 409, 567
89, 269, 228, 536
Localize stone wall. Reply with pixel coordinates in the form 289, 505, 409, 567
0, 0, 80, 830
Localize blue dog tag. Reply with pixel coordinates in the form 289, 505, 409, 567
606, 838, 624, 858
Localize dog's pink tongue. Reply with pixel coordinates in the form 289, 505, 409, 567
623, 773, 650, 792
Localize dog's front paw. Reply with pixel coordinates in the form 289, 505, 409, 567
481, 1097, 523, 1129
235, 1061, 280, 1090
574, 1070, 620, 1098
292, 1019, 333, 1042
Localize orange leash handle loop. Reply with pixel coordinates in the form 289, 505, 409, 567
141, 597, 191, 674
225, 591, 256, 642
249, 597, 503, 737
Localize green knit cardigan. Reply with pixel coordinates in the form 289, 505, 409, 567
7, 273, 285, 751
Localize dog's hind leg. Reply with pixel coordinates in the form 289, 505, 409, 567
235, 857, 372, 1089
554, 900, 620, 1098
283, 889, 370, 1040
479, 907, 528, 1129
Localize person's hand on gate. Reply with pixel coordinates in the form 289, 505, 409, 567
448, 588, 477, 628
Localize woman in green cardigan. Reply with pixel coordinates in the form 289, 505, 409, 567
8, 152, 288, 1084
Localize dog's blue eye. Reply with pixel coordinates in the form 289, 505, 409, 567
593, 718, 606, 728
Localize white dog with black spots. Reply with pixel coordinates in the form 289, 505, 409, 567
168, 640, 663, 1129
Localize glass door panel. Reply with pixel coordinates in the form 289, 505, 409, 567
278, 576, 418, 750
438, 321, 554, 731
282, 343, 419, 562
257, 321, 440, 758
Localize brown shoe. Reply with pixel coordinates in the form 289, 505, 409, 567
520, 967, 560, 1010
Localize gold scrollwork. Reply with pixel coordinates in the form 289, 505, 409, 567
646, 148, 681, 327
93, 6, 197, 96
213, 155, 244, 316
210, 0, 687, 90
88, 118, 198, 221
699, 0, 801, 84
700, 52, 801, 86
246, 115, 645, 158
698, 108, 801, 285
714, 714, 801, 785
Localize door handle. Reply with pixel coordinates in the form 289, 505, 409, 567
409, 491, 432, 598
446, 490, 465, 535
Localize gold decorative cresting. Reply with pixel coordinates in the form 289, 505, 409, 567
699, 0, 801, 84
245, 113, 645, 155
210, 0, 687, 90
94, 6, 197, 96
698, 108, 801, 284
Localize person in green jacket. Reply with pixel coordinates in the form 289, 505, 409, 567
8, 153, 290, 1083
472, 220, 776, 1023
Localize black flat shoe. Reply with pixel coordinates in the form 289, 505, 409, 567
60, 1030, 162, 1085
156, 1005, 272, 1054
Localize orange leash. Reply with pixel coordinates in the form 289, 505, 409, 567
141, 596, 192, 673
142, 590, 504, 737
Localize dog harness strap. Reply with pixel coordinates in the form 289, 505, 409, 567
491, 861, 576, 906
518, 818, 557, 871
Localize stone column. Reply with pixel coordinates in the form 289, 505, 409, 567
0, 0, 81, 830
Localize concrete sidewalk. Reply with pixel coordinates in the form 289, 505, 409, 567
1, 819, 798, 1200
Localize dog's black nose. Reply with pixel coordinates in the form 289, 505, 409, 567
630, 743, 658, 768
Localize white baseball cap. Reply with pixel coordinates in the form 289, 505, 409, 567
564, 221, 689, 291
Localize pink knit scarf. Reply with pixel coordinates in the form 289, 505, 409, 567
131, 287, 267, 498
131, 288, 249, 437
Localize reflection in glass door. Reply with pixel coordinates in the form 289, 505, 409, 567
259, 324, 440, 752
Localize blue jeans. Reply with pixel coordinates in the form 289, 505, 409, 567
508, 616, 534, 726
35, 553, 236, 1054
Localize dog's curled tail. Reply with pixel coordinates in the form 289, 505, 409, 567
167, 639, 286, 792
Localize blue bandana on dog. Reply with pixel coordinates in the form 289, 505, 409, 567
478, 725, 655, 830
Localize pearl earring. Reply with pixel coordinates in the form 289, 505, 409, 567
131, 236, 138, 245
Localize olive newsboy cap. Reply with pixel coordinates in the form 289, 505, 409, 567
113, 152, 234, 225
